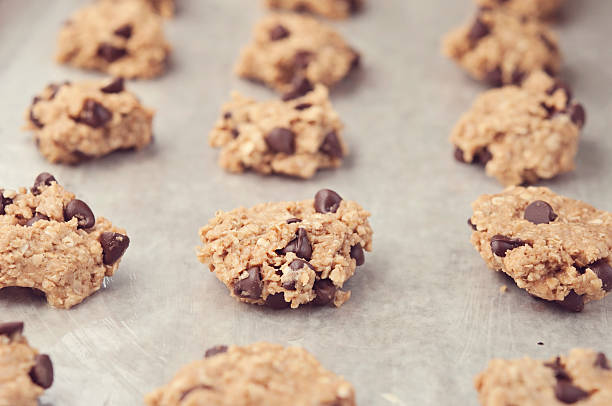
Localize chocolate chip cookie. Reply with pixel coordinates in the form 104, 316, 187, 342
197, 189, 372, 309
475, 349, 612, 405
469, 186, 612, 312
235, 13, 360, 94
264, 0, 363, 19
25, 78, 154, 164
476, 0, 564, 19
0, 173, 130, 309
452, 71, 584, 186
209, 84, 346, 178
443, 8, 561, 86
0, 322, 54, 406
56, 0, 171, 78
145, 342, 356, 406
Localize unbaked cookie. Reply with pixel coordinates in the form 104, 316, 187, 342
235, 13, 360, 95
443, 8, 561, 86
469, 186, 612, 312
476, 0, 564, 19
25, 78, 154, 164
475, 349, 612, 405
56, 0, 171, 79
0, 322, 54, 406
0, 173, 130, 309
209, 84, 346, 178
452, 71, 585, 186
197, 189, 373, 309
145, 342, 356, 406
264, 0, 363, 19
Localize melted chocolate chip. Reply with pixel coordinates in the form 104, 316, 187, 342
468, 18, 490, 43
97, 43, 128, 62
269, 24, 290, 41
319, 131, 343, 158
314, 189, 342, 214
279, 228, 312, 260
524, 200, 557, 225
557, 291, 584, 312
595, 352, 610, 370
0, 321, 24, 336
114, 24, 133, 39
589, 259, 612, 292
568, 103, 586, 128
313, 279, 336, 306
74, 99, 112, 128
100, 77, 125, 94
266, 292, 290, 309
294, 103, 312, 111
350, 243, 365, 266
99, 232, 130, 265
29, 354, 54, 389
545, 357, 571, 381
265, 128, 296, 154
233, 267, 263, 299
231, 128, 240, 138
204, 345, 228, 358
282, 76, 314, 101
64, 199, 95, 229
490, 235, 526, 257
31, 173, 57, 195
555, 381, 589, 404
25, 213, 49, 227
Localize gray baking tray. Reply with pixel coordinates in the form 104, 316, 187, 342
1, 0, 611, 404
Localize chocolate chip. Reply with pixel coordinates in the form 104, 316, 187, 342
547, 80, 572, 102
313, 279, 336, 306
231, 128, 240, 138
280, 228, 312, 260
557, 291, 584, 312
265, 127, 295, 154
0, 321, 24, 336
282, 279, 297, 290
319, 131, 343, 158
97, 43, 127, 62
233, 266, 262, 299
555, 381, 589, 404
350, 243, 365, 266
468, 18, 490, 43
314, 189, 342, 214
541, 102, 556, 118
540, 33, 557, 52
114, 24, 133, 39
589, 259, 612, 292
204, 345, 228, 358
485, 67, 503, 87
473, 148, 492, 165
29, 97, 44, 128
25, 213, 49, 227
349, 50, 361, 70
100, 77, 125, 94
29, 354, 53, 389
595, 352, 610, 370
0, 191, 12, 216
266, 292, 290, 309
346, 0, 361, 12
524, 200, 558, 225
468, 218, 477, 230
282, 76, 314, 101
74, 99, 112, 128
64, 199, 95, 229
99, 232, 130, 265
223, 112, 232, 119
31, 172, 56, 195
286, 218, 302, 224
289, 258, 315, 272
269, 24, 290, 41
490, 235, 526, 257
295, 103, 312, 111
48, 82, 70, 100
293, 50, 313, 70
511, 69, 525, 85
545, 357, 571, 381
454, 147, 466, 163
180, 385, 214, 401
544, 65, 557, 77
568, 103, 586, 128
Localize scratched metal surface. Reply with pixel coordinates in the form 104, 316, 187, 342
0, 0, 611, 404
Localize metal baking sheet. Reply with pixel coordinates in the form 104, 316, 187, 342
1, 0, 611, 404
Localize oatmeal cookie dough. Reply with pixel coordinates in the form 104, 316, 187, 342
145, 342, 356, 406
209, 84, 346, 178
452, 71, 585, 186
235, 13, 360, 95
56, 0, 171, 79
442, 8, 561, 86
197, 189, 373, 309
25, 78, 154, 164
475, 349, 612, 405
0, 173, 130, 309
469, 186, 612, 312
0, 322, 54, 406
476, 0, 564, 19
264, 0, 362, 19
